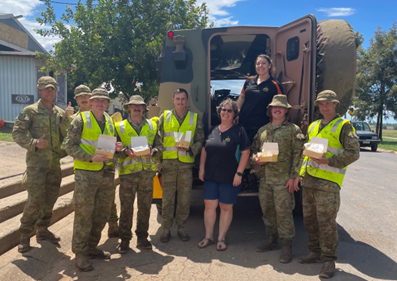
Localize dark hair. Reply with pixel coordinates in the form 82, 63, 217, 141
173, 88, 189, 99
216, 98, 239, 120
255, 54, 274, 77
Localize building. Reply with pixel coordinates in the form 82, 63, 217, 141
0, 13, 67, 124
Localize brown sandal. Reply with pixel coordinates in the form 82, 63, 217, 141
217, 240, 227, 251
198, 238, 214, 249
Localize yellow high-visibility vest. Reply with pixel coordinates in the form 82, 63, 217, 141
163, 110, 197, 163
116, 119, 157, 175
300, 117, 352, 187
74, 111, 115, 171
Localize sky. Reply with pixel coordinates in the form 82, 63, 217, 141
2, 0, 396, 122
1, 0, 396, 51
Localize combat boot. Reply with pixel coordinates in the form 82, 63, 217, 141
107, 221, 119, 238
177, 227, 190, 242
18, 234, 31, 253
160, 228, 170, 243
298, 251, 322, 264
319, 261, 335, 278
137, 236, 152, 250
88, 248, 111, 259
256, 234, 279, 252
279, 241, 292, 264
117, 240, 130, 254
75, 254, 93, 272
36, 226, 61, 243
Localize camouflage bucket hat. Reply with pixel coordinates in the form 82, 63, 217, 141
314, 90, 340, 106
266, 94, 292, 117
124, 95, 147, 112
74, 85, 91, 98
37, 76, 58, 91
90, 88, 111, 100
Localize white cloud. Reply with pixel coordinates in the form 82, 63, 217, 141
317, 7, 355, 17
197, 0, 245, 26
1, 0, 61, 50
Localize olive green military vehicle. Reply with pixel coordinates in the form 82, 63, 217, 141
154, 14, 357, 209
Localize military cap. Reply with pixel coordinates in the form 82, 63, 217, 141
266, 94, 291, 117
314, 90, 340, 106
90, 88, 111, 100
124, 95, 147, 112
37, 76, 58, 91
74, 85, 91, 98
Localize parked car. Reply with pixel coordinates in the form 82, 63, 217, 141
351, 121, 380, 151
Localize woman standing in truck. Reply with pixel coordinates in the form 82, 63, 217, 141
237, 54, 283, 143
198, 99, 250, 251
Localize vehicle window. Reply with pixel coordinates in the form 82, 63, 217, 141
363, 123, 371, 131
287, 36, 300, 61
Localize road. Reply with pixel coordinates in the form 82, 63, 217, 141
0, 147, 396, 281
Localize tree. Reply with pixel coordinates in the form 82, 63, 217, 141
36, 0, 211, 103
354, 23, 397, 139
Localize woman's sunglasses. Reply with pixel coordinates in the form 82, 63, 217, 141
221, 108, 233, 113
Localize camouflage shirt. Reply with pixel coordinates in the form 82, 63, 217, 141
158, 109, 204, 167
117, 116, 164, 163
251, 119, 306, 185
302, 115, 360, 192
64, 112, 117, 173
12, 99, 70, 167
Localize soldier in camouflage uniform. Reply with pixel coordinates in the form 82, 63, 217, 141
69, 84, 120, 238
115, 95, 163, 254
251, 95, 305, 263
12, 76, 73, 253
158, 89, 204, 243
64, 88, 123, 271
297, 90, 360, 278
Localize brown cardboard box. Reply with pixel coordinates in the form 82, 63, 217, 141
303, 137, 328, 159
95, 134, 116, 159
257, 152, 278, 162
132, 146, 151, 156
94, 148, 114, 159
175, 140, 190, 149
131, 136, 150, 156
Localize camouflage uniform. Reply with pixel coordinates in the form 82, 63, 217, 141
12, 99, 70, 234
158, 110, 204, 231
300, 116, 360, 261
65, 112, 116, 255
251, 120, 305, 243
117, 118, 163, 241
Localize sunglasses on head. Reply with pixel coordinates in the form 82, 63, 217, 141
221, 108, 233, 113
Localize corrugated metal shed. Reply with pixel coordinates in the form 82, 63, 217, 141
0, 14, 67, 124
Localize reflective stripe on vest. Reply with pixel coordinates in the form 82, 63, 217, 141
163, 110, 197, 163
300, 117, 351, 187
74, 111, 115, 171
116, 119, 157, 175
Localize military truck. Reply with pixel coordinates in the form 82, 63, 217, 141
154, 14, 357, 208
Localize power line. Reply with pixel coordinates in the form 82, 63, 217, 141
38, 0, 98, 5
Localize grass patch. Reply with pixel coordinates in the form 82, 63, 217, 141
379, 139, 397, 151
0, 133, 14, 142
382, 129, 397, 138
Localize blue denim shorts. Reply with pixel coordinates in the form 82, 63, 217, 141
203, 180, 241, 204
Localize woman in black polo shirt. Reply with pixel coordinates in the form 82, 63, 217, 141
198, 99, 250, 251
237, 54, 283, 143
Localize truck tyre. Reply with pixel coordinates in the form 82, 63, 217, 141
371, 144, 378, 152
315, 20, 357, 118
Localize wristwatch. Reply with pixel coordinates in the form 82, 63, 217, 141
236, 172, 243, 177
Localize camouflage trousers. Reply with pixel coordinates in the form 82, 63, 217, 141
72, 169, 115, 255
119, 171, 155, 241
161, 162, 193, 229
302, 184, 340, 261
108, 184, 119, 223
19, 157, 62, 234
258, 178, 295, 241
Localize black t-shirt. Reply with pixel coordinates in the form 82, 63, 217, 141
239, 75, 283, 141
204, 125, 251, 183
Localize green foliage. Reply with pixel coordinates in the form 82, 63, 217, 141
393, 124, 397, 130
35, 0, 211, 101
354, 22, 397, 139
